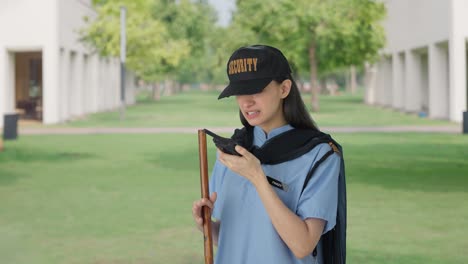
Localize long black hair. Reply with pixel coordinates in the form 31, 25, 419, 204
239, 74, 319, 131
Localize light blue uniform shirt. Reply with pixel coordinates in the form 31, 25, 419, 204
209, 125, 341, 264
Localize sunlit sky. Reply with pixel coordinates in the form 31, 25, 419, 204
207, 0, 236, 27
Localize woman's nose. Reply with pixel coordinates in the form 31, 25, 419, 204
236, 94, 255, 106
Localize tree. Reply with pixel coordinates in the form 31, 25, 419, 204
233, 0, 386, 111
155, 0, 219, 88
81, 0, 190, 99
83, 0, 232, 98
208, 22, 259, 86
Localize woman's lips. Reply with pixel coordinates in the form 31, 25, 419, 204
245, 111, 260, 120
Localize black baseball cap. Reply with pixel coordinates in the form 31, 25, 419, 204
218, 45, 292, 99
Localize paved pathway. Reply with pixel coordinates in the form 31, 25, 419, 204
18, 125, 462, 135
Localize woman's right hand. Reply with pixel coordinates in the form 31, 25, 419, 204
192, 192, 217, 232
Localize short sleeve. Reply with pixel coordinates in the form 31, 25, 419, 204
296, 148, 341, 234
209, 159, 226, 220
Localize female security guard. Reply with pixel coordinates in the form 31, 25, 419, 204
192, 45, 343, 264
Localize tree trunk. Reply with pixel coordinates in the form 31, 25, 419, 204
350, 65, 357, 94
164, 78, 173, 96
309, 41, 320, 112
152, 83, 160, 101
364, 62, 377, 104
345, 69, 351, 93
176, 82, 182, 93
173, 81, 180, 94
320, 78, 326, 95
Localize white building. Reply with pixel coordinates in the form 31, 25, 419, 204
0, 0, 136, 126
366, 0, 468, 122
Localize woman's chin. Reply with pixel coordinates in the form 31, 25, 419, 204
246, 119, 260, 127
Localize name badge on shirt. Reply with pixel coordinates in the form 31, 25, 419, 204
266, 176, 289, 192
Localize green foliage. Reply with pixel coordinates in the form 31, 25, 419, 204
82, 0, 387, 86
233, 0, 386, 75
156, 0, 219, 83
315, 0, 387, 71
81, 0, 190, 82
206, 22, 259, 85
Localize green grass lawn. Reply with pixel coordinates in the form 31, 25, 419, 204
1, 133, 467, 264
37, 90, 457, 128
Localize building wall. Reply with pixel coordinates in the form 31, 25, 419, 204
369, 0, 467, 122
0, 0, 56, 125
382, 0, 450, 53
449, 0, 468, 122
0, 0, 135, 127
0, 0, 56, 47
59, 0, 95, 53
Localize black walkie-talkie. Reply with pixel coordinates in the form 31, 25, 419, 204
203, 129, 242, 156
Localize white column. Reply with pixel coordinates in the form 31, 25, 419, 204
110, 59, 116, 109
364, 63, 377, 105
59, 48, 69, 121
75, 53, 83, 116
106, 59, 111, 110
375, 60, 385, 105
73, 52, 83, 116
113, 59, 120, 108
42, 0, 60, 124
0, 48, 5, 127
43, 45, 60, 124
89, 54, 99, 113
8, 52, 15, 112
0, 49, 11, 111
429, 43, 450, 119
383, 57, 393, 107
112, 59, 119, 108
107, 58, 120, 109
103, 59, 109, 110
69, 51, 77, 116
81, 54, 88, 114
82, 54, 90, 114
405, 50, 421, 112
449, 0, 468, 122
0, 49, 16, 127
98, 57, 105, 111
125, 70, 135, 104
99, 58, 105, 110
392, 52, 405, 109
420, 52, 429, 113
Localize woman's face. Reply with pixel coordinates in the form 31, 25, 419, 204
236, 80, 291, 134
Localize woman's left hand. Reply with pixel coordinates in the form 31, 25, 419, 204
217, 145, 265, 185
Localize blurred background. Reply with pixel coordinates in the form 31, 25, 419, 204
0, 0, 467, 263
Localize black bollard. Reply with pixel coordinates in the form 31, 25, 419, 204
463, 111, 468, 134
3, 113, 19, 140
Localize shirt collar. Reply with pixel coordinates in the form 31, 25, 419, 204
253, 124, 294, 147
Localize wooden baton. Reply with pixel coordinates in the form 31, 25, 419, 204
198, 129, 213, 264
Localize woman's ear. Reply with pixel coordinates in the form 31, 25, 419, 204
280, 79, 292, 99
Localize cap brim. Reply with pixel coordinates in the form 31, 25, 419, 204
218, 78, 273, 99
